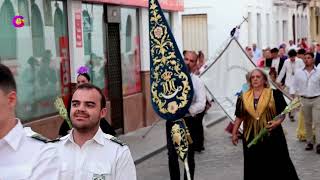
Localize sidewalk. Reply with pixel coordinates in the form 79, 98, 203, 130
119, 105, 227, 165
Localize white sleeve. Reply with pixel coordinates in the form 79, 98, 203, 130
298, 60, 305, 69
290, 73, 298, 95
31, 144, 60, 180
276, 61, 287, 83
114, 147, 136, 180
188, 76, 206, 116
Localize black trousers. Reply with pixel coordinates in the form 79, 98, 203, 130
191, 111, 205, 151
166, 119, 195, 180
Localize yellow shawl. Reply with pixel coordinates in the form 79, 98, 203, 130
242, 88, 277, 141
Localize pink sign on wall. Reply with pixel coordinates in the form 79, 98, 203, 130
83, 0, 184, 11
75, 12, 83, 48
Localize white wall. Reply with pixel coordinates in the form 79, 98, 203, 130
139, 8, 183, 71
182, 0, 247, 61
182, 0, 310, 62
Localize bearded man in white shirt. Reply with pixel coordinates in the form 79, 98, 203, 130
291, 52, 320, 154
0, 63, 60, 180
58, 83, 136, 180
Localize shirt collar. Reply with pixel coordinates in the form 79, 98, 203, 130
64, 128, 104, 146
92, 128, 105, 146
3, 119, 23, 151
303, 66, 317, 71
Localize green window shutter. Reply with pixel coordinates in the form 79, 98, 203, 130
0, 0, 17, 59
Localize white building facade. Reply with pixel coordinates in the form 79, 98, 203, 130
182, 0, 310, 61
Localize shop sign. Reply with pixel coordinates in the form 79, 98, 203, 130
83, 0, 184, 11
75, 12, 83, 48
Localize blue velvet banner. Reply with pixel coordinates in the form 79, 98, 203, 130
149, 0, 194, 121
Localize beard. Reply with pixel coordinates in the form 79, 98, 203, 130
71, 112, 100, 133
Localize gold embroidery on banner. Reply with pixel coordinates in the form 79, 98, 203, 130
150, 0, 192, 114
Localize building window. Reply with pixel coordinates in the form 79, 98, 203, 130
257, 13, 262, 48
31, 0, 45, 57
54, 3, 66, 56
0, 0, 16, 60
82, 4, 106, 91
83, 10, 92, 56
43, 0, 53, 26
0, 0, 69, 122
266, 14, 270, 47
125, 15, 132, 52
283, 20, 288, 43
18, 0, 30, 26
120, 8, 141, 96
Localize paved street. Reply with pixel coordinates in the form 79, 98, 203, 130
136, 114, 320, 180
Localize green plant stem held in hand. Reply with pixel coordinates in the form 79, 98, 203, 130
247, 98, 301, 148
54, 97, 72, 129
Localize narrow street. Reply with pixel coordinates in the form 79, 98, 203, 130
137, 115, 320, 180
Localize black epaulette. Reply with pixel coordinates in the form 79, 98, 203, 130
104, 134, 126, 146
31, 134, 60, 143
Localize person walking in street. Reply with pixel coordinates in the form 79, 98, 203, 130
314, 43, 320, 67
0, 63, 60, 179
291, 52, 320, 154
58, 83, 136, 180
192, 50, 207, 152
276, 49, 305, 121
231, 68, 299, 180
166, 50, 206, 180
295, 48, 307, 141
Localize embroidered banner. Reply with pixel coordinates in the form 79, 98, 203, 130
149, 0, 193, 121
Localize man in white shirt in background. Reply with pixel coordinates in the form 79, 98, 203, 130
271, 48, 280, 73
58, 83, 136, 180
291, 52, 320, 154
288, 40, 298, 51
276, 49, 304, 121
276, 49, 305, 93
0, 63, 60, 180
252, 43, 262, 64
166, 50, 206, 180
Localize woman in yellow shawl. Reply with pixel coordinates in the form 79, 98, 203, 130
231, 69, 299, 180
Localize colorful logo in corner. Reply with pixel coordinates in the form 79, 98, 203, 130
12, 15, 24, 28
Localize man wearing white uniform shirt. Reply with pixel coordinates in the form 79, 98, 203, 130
58, 83, 136, 180
0, 64, 60, 180
291, 52, 320, 154
277, 49, 305, 93
276, 49, 304, 121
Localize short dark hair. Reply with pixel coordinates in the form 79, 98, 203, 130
288, 49, 297, 57
77, 73, 91, 82
183, 50, 187, 56
0, 64, 16, 94
297, 48, 306, 55
73, 83, 106, 109
305, 52, 315, 59
270, 48, 279, 53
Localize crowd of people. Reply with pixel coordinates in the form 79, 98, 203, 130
245, 39, 320, 145
1, 37, 319, 179
0, 48, 211, 180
